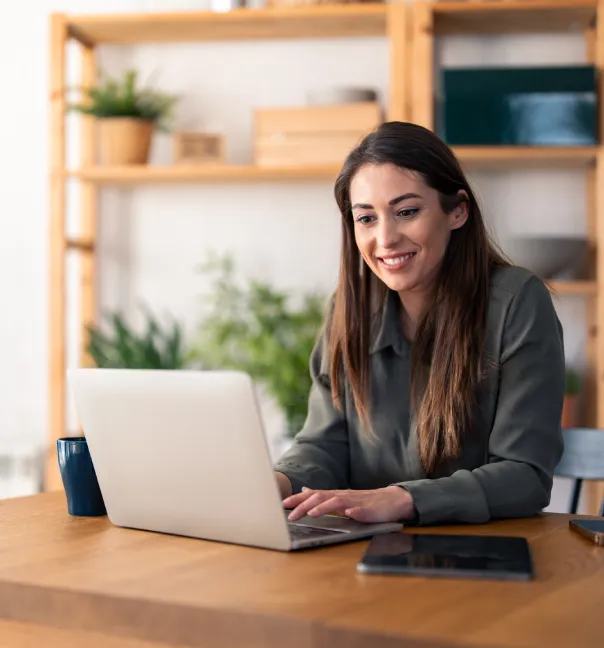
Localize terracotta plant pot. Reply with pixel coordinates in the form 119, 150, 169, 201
561, 393, 578, 428
97, 118, 154, 165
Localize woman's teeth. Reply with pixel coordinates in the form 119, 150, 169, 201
383, 253, 415, 266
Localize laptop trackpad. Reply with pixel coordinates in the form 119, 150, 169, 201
285, 511, 376, 533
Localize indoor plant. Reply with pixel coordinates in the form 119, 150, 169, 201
85, 307, 188, 369
562, 367, 581, 428
191, 253, 326, 438
69, 69, 178, 165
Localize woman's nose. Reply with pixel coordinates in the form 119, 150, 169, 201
376, 217, 401, 250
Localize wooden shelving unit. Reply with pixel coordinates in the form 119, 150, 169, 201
49, 3, 410, 492
68, 163, 342, 185
67, 147, 598, 185
548, 281, 598, 296
50, 1, 604, 511
431, 0, 596, 35
454, 146, 598, 170
67, 4, 388, 45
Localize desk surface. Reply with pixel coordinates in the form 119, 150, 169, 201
0, 493, 602, 648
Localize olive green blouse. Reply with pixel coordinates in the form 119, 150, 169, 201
274, 266, 565, 525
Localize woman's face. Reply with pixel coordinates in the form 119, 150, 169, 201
350, 163, 468, 295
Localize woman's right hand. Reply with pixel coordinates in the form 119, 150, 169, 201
275, 472, 293, 500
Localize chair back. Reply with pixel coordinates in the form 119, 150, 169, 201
554, 428, 604, 516
555, 428, 604, 480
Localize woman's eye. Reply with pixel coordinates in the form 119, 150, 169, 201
397, 208, 419, 219
355, 214, 375, 225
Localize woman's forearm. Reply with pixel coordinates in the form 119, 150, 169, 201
275, 471, 293, 499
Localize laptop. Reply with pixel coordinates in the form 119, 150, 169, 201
67, 368, 403, 551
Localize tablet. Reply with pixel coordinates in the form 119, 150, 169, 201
356, 532, 533, 581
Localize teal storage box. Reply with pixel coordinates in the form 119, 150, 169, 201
439, 66, 598, 146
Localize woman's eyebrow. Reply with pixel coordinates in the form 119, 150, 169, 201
351, 192, 422, 211
389, 192, 422, 206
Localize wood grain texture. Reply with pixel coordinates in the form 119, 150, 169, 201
411, 1, 434, 129
47, 14, 68, 493
585, 163, 598, 430
584, 17, 599, 489
387, 2, 409, 123
454, 146, 597, 169
67, 5, 387, 45
432, 0, 596, 35
546, 281, 597, 296
591, 149, 604, 512
587, 0, 604, 513
0, 494, 602, 648
68, 164, 341, 184
67, 146, 599, 185
0, 619, 190, 648
79, 44, 97, 372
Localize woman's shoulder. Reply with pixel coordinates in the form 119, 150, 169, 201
488, 264, 548, 302
486, 265, 562, 365
487, 265, 557, 338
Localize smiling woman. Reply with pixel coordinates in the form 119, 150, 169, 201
273, 122, 565, 527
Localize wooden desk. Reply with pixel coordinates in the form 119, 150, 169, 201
0, 493, 602, 648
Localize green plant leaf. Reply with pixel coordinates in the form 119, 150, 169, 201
565, 367, 581, 395
85, 306, 189, 371
67, 68, 178, 128
191, 252, 327, 436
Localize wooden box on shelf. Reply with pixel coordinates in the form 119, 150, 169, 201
253, 102, 382, 167
173, 132, 225, 164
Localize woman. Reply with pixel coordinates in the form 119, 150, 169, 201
274, 121, 564, 526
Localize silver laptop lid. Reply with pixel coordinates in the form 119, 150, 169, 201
68, 368, 292, 551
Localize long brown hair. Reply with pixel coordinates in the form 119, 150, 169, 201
329, 122, 508, 474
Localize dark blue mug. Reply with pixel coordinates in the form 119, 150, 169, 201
57, 437, 106, 517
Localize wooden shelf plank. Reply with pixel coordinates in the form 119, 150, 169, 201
67, 5, 388, 45
547, 280, 597, 295
69, 148, 598, 184
454, 146, 598, 169
433, 0, 597, 35
68, 164, 341, 184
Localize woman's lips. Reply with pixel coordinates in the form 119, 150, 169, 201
378, 252, 416, 271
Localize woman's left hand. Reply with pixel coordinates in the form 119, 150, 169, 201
283, 486, 416, 524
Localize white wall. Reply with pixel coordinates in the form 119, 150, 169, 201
0, 0, 591, 510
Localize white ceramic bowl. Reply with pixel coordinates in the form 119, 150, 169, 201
306, 87, 378, 106
505, 236, 587, 279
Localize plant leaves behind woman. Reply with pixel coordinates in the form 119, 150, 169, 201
86, 307, 187, 370
192, 253, 326, 436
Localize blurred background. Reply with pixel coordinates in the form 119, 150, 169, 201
0, 0, 601, 513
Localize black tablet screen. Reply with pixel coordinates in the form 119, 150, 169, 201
357, 532, 533, 581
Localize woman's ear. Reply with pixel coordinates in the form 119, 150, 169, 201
449, 190, 469, 231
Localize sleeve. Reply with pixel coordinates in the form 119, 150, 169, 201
273, 330, 350, 494
396, 275, 565, 525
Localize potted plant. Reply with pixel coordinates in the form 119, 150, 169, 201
69, 69, 178, 166
562, 367, 581, 428
85, 307, 188, 369
191, 253, 326, 444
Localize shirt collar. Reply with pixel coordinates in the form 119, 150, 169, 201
370, 289, 407, 357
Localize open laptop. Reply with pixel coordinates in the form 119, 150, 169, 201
67, 368, 402, 551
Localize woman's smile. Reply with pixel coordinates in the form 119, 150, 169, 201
378, 251, 417, 271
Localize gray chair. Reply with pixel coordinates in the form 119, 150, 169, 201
554, 428, 604, 516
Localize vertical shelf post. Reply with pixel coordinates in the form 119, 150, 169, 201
387, 2, 410, 123
411, 1, 434, 129
584, 21, 598, 431
585, 0, 604, 514
47, 14, 68, 492
80, 44, 98, 369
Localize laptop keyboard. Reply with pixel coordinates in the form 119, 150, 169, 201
288, 523, 346, 539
